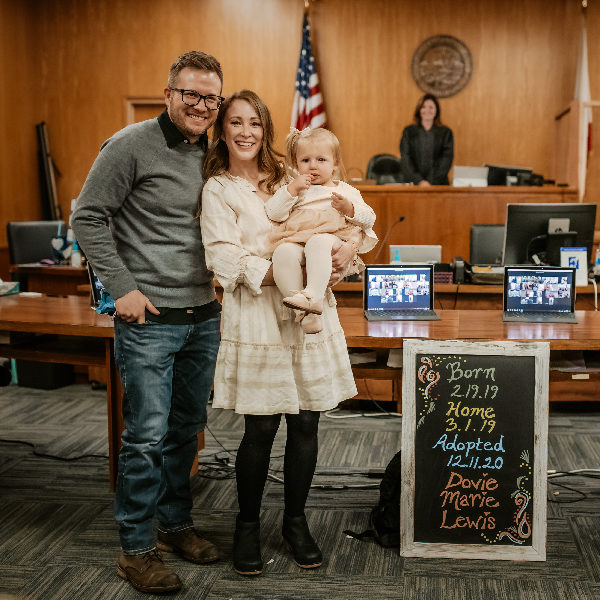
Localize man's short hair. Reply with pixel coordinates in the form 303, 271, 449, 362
168, 51, 223, 88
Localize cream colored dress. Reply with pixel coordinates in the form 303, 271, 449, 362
201, 174, 358, 415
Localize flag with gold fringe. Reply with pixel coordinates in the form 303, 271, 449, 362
291, 13, 326, 130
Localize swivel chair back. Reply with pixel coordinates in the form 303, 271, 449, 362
6, 220, 65, 264
365, 154, 404, 185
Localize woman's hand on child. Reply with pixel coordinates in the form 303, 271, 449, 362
331, 191, 354, 217
287, 174, 312, 197
328, 240, 355, 286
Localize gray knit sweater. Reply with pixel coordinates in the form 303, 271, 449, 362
72, 112, 216, 308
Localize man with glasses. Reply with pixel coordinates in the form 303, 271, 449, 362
73, 51, 223, 594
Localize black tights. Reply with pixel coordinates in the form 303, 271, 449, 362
235, 411, 320, 522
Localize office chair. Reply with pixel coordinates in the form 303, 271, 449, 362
365, 153, 404, 185
469, 224, 505, 265
6, 220, 65, 264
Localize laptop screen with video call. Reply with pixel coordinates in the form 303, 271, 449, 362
364, 264, 435, 312
503, 267, 576, 315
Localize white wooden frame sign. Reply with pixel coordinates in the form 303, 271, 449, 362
400, 339, 549, 561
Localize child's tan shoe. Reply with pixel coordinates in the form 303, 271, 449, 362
283, 291, 323, 315
300, 313, 323, 334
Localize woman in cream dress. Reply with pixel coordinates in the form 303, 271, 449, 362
200, 90, 358, 576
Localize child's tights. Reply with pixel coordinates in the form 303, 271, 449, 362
272, 233, 338, 301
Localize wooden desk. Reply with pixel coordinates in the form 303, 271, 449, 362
0, 294, 121, 487
338, 308, 600, 349
338, 307, 600, 409
356, 185, 579, 264
0, 294, 206, 489
10, 264, 88, 295
9, 264, 103, 383
1, 296, 598, 486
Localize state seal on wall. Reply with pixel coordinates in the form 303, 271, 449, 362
411, 35, 473, 98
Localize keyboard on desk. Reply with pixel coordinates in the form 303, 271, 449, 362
364, 309, 440, 322
502, 311, 577, 324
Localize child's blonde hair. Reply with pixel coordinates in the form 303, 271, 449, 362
285, 127, 347, 182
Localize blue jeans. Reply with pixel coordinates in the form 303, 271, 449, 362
113, 315, 220, 553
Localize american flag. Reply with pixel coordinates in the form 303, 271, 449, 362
291, 13, 326, 130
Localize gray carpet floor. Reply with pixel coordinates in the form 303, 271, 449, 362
0, 383, 599, 599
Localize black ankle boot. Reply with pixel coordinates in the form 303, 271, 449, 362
233, 517, 262, 576
282, 514, 322, 569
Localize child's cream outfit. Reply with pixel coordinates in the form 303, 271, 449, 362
266, 181, 377, 331
266, 181, 378, 262
201, 174, 357, 414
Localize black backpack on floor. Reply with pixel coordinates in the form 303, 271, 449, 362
344, 450, 401, 548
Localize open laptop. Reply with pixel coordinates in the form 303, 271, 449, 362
389, 245, 441, 264
363, 264, 440, 321
503, 266, 577, 323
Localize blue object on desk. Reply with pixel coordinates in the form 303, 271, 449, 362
95, 289, 116, 316
88, 263, 116, 316
0, 281, 20, 296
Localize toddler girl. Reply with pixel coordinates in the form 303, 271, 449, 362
265, 127, 377, 333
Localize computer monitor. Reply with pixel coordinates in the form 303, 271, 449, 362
502, 203, 597, 267
486, 164, 533, 186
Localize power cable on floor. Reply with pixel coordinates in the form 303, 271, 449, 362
199, 428, 385, 489
0, 438, 108, 461
546, 470, 600, 504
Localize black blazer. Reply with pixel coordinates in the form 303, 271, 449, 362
399, 125, 454, 185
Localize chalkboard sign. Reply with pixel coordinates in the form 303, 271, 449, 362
400, 340, 549, 561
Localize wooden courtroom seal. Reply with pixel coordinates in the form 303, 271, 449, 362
411, 35, 473, 98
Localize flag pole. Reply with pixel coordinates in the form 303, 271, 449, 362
574, 0, 591, 201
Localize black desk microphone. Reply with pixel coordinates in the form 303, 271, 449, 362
372, 216, 405, 263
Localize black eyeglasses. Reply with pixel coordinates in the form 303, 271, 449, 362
169, 88, 224, 110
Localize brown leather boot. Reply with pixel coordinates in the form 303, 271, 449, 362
117, 549, 182, 593
157, 527, 219, 564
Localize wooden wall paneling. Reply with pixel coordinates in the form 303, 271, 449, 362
0, 0, 40, 247
313, 0, 580, 182
1, 0, 598, 248
33, 0, 305, 222
358, 186, 578, 264
33, 0, 585, 221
